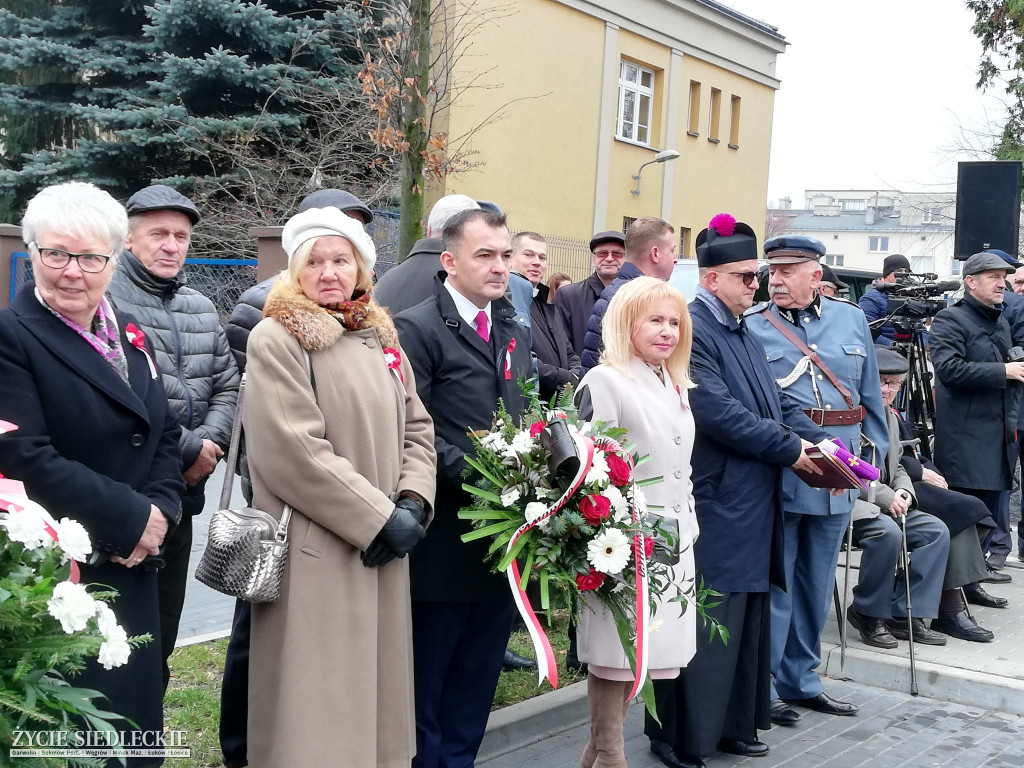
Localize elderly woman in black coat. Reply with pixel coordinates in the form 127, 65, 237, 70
0, 182, 184, 766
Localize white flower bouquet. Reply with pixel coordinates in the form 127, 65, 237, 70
0, 421, 147, 767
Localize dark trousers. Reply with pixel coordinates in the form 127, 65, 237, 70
219, 599, 251, 768
158, 511, 194, 690
645, 591, 770, 758
412, 599, 517, 768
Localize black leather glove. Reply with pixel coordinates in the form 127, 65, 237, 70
395, 495, 428, 525
362, 503, 426, 568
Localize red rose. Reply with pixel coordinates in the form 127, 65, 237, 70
576, 568, 605, 591
579, 493, 611, 525
606, 453, 632, 486
529, 420, 545, 438
644, 536, 654, 558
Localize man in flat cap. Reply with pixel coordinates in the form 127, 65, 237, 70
929, 251, 1024, 585
745, 236, 888, 723
644, 216, 830, 768
859, 253, 911, 347
106, 184, 240, 689
845, 347, 949, 650
554, 230, 626, 355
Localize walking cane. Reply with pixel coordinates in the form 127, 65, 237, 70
840, 517, 854, 672
898, 512, 919, 696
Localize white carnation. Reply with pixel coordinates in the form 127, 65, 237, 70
93, 601, 120, 637
47, 581, 97, 634
97, 624, 131, 670
54, 518, 92, 563
587, 528, 631, 575
585, 451, 609, 485
480, 432, 508, 450
501, 488, 522, 507
1, 506, 51, 550
503, 431, 534, 458
524, 502, 548, 525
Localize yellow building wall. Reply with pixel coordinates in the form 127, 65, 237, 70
431, 0, 778, 255
430, 0, 605, 235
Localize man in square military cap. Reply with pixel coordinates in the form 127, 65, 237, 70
644, 214, 830, 768
745, 233, 888, 723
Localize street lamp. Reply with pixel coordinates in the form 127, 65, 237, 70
631, 149, 680, 196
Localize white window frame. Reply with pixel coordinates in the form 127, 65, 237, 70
617, 61, 655, 146
825, 253, 845, 266
922, 207, 944, 224
869, 236, 889, 253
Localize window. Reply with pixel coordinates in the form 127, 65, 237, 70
728, 95, 741, 147
687, 81, 701, 136
911, 255, 934, 273
869, 236, 889, 252
617, 61, 654, 145
825, 254, 845, 266
840, 199, 867, 212
922, 207, 944, 224
951, 260, 961, 276
679, 227, 692, 258
622, 216, 637, 233
708, 88, 721, 142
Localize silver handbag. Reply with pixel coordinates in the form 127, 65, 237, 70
195, 351, 310, 602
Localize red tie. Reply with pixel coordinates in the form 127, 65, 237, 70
474, 310, 489, 342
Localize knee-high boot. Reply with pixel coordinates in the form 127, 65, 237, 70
580, 675, 631, 768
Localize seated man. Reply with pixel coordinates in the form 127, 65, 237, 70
846, 348, 950, 648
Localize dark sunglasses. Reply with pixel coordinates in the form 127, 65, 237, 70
720, 270, 758, 286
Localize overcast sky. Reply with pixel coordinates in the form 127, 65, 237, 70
725, 0, 1008, 206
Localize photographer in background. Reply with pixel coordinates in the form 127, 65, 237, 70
929, 251, 1023, 582
860, 254, 912, 346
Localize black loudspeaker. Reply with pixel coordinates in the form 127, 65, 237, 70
954, 161, 1022, 260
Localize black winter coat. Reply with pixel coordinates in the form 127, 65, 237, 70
528, 282, 580, 401
394, 277, 533, 601
580, 262, 644, 374
0, 285, 185, 749
373, 237, 443, 317
107, 251, 240, 468
224, 276, 274, 372
554, 271, 605, 355
929, 292, 1021, 490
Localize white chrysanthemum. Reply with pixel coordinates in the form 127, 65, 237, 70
524, 502, 548, 524
1, 506, 51, 550
97, 624, 131, 670
501, 488, 522, 507
587, 528, 630, 575
603, 486, 631, 523
585, 451, 609, 485
480, 432, 508, 450
47, 581, 98, 634
630, 487, 649, 516
54, 518, 92, 563
507, 431, 534, 455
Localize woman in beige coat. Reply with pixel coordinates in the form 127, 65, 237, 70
242, 207, 437, 768
575, 277, 699, 768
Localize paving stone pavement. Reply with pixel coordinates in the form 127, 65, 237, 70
480, 679, 1024, 768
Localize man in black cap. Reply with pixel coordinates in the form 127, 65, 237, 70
929, 251, 1024, 588
644, 215, 828, 768
746, 236, 888, 723
106, 184, 240, 690
554, 230, 625, 354
859, 253, 911, 346
818, 264, 848, 298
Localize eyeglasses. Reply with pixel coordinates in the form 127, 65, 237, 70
720, 270, 758, 286
33, 244, 113, 273
879, 378, 904, 390
594, 250, 625, 260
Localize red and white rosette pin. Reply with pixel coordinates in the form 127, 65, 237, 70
125, 323, 158, 379
504, 338, 516, 380
382, 347, 404, 384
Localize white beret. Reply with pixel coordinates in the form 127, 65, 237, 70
281, 207, 377, 273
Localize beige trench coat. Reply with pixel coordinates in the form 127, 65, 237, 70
242, 288, 436, 768
575, 357, 699, 679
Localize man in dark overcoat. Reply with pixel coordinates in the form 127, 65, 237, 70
929, 250, 1024, 578
509, 231, 580, 402
553, 230, 625, 354
394, 208, 533, 768
643, 216, 828, 768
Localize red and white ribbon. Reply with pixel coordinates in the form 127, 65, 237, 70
125, 323, 158, 379
504, 426, 649, 698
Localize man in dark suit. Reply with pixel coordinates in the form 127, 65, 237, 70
509, 231, 580, 402
374, 194, 480, 316
394, 208, 533, 768
554, 230, 625, 354
644, 216, 828, 768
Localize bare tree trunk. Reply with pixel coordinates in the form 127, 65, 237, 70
398, 0, 431, 260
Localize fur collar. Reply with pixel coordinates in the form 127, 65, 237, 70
263, 281, 398, 351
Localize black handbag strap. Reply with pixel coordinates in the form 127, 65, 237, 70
217, 348, 314, 510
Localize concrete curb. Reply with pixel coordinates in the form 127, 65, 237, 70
479, 681, 589, 762
821, 641, 1024, 715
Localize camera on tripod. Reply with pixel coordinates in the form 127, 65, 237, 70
874, 272, 960, 329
